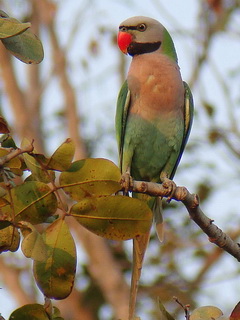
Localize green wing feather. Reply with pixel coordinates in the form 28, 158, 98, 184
115, 80, 131, 172
170, 81, 194, 179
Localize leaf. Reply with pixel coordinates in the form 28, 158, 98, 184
3, 181, 58, 224
33, 218, 76, 299
0, 220, 12, 230
23, 153, 55, 183
0, 15, 30, 39
0, 225, 20, 253
52, 306, 64, 320
9, 303, 49, 320
1, 23, 44, 64
0, 196, 8, 207
21, 138, 54, 182
0, 135, 17, 148
59, 158, 121, 200
47, 138, 75, 171
20, 222, 48, 261
0, 147, 22, 172
0, 186, 7, 198
230, 302, 240, 320
158, 300, 176, 320
0, 116, 10, 133
190, 306, 223, 320
70, 195, 152, 240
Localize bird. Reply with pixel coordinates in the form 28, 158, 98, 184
115, 16, 194, 320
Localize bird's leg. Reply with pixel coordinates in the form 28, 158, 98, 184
121, 167, 133, 194
160, 173, 177, 202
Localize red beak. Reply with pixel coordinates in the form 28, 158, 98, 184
117, 31, 132, 54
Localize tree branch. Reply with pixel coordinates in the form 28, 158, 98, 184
130, 180, 240, 262
0, 141, 34, 166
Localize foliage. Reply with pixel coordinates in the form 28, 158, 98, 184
0, 132, 239, 319
0, 10, 43, 64
0, 134, 152, 318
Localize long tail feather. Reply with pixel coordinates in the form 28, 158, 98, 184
153, 197, 164, 242
129, 231, 150, 320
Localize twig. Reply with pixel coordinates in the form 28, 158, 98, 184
173, 297, 190, 320
0, 141, 34, 166
127, 180, 240, 262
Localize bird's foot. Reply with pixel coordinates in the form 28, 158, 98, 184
162, 178, 176, 202
120, 172, 133, 195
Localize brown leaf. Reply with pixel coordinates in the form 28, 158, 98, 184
0, 116, 10, 133
230, 302, 240, 320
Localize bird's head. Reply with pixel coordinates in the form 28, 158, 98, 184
117, 16, 177, 61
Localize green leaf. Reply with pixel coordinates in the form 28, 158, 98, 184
0, 220, 12, 230
0, 15, 30, 39
52, 306, 64, 320
47, 138, 75, 171
1, 24, 44, 64
158, 300, 176, 320
20, 222, 48, 261
70, 195, 152, 240
59, 158, 121, 200
190, 306, 223, 320
0, 135, 17, 149
33, 218, 76, 299
0, 225, 20, 253
3, 181, 58, 224
23, 152, 55, 183
9, 303, 49, 320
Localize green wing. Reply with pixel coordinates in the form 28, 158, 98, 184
115, 80, 131, 172
170, 81, 194, 179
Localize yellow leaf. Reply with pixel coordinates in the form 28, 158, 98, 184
33, 218, 76, 299
190, 306, 223, 320
59, 158, 121, 200
0, 147, 22, 170
0, 14, 30, 39
0, 225, 20, 253
70, 195, 152, 240
20, 221, 48, 261
23, 153, 55, 183
3, 181, 58, 224
47, 138, 75, 171
9, 303, 49, 320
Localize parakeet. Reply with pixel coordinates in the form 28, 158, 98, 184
115, 16, 194, 319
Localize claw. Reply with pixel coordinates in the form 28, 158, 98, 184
121, 172, 133, 194
162, 177, 176, 202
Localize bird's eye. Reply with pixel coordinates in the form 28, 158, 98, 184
119, 26, 128, 32
137, 23, 147, 32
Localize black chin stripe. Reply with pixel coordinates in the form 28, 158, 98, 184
127, 41, 161, 56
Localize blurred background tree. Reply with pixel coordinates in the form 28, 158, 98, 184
0, 0, 240, 319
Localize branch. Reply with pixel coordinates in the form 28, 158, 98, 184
129, 180, 240, 262
0, 141, 34, 166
